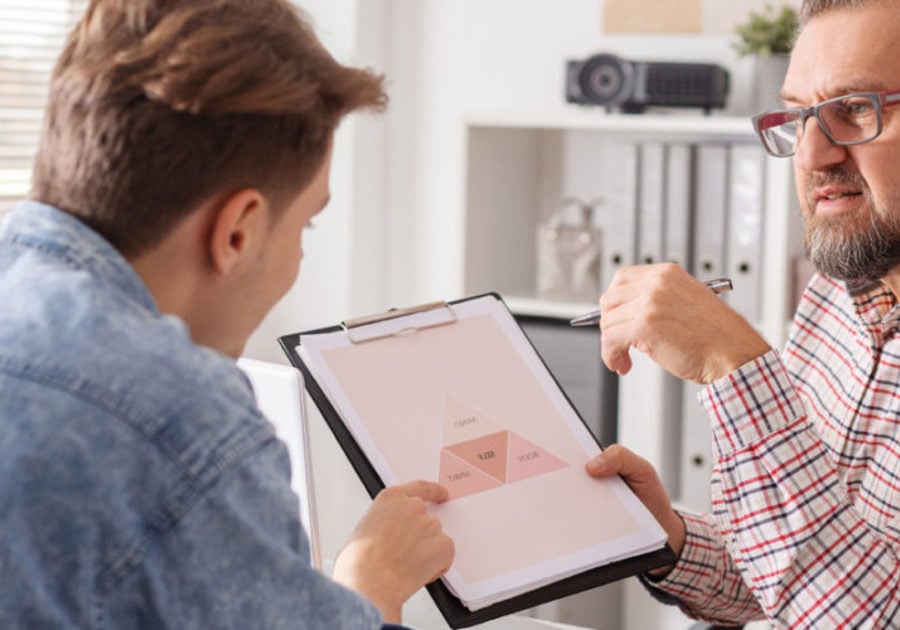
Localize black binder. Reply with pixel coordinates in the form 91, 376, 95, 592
278, 293, 676, 628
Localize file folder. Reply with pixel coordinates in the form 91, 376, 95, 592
693, 144, 729, 284
726, 143, 766, 323
678, 381, 712, 511
637, 142, 666, 265
663, 144, 694, 268
601, 141, 639, 291
617, 352, 683, 499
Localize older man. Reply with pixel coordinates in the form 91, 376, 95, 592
589, 0, 900, 626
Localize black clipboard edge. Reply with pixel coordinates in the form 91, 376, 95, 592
280, 327, 386, 498
277, 292, 677, 628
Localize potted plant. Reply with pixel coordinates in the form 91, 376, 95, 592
733, 4, 799, 113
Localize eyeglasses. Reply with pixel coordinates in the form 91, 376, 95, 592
752, 89, 900, 157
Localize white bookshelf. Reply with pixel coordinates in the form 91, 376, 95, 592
461, 109, 801, 347
466, 108, 756, 140
460, 109, 802, 630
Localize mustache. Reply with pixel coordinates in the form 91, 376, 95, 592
805, 165, 869, 197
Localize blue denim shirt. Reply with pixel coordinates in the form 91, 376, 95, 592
0, 201, 397, 629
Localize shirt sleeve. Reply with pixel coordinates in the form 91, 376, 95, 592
698, 350, 900, 626
639, 511, 764, 625
103, 438, 385, 629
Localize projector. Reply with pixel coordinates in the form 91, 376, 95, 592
565, 53, 730, 114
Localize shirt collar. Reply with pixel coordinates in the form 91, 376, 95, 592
842, 277, 900, 338
1, 200, 159, 314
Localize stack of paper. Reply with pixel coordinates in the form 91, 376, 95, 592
292, 294, 670, 623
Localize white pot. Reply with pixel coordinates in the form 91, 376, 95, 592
751, 54, 790, 114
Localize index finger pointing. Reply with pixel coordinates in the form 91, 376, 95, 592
394, 480, 450, 503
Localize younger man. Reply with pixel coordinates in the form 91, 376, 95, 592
0, 0, 453, 627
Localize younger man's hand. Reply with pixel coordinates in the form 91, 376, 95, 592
332, 480, 455, 623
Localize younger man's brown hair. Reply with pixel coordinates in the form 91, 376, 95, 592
32, 0, 386, 256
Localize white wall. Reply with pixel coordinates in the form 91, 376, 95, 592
242, 3, 796, 628
243, 0, 392, 364
378, 0, 793, 309
243, 0, 799, 359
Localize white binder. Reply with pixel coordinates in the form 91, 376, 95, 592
726, 143, 766, 324
618, 352, 683, 500
678, 381, 712, 511
600, 141, 639, 292
663, 144, 694, 268
692, 144, 729, 284
637, 142, 666, 265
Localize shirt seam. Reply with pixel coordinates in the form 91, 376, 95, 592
91, 430, 279, 630
0, 356, 276, 629
3, 232, 90, 271
0, 356, 196, 474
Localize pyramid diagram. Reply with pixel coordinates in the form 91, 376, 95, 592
438, 396, 569, 500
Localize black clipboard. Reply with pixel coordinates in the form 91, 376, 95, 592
279, 293, 676, 628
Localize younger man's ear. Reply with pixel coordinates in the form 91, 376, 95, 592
207, 189, 268, 275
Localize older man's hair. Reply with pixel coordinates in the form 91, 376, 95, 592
801, 0, 885, 24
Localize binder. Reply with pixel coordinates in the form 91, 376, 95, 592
617, 352, 683, 499
670, 144, 729, 513
692, 144, 729, 283
663, 143, 694, 268
678, 381, 712, 511
620, 142, 686, 500
600, 141, 639, 291
726, 143, 766, 323
279, 294, 675, 629
637, 141, 666, 265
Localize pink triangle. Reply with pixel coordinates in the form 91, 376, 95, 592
445, 431, 509, 483
439, 448, 503, 500
506, 432, 569, 483
442, 395, 504, 446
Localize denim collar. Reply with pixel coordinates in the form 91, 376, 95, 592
1, 200, 158, 315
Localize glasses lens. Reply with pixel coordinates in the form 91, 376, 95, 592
756, 110, 801, 157
818, 94, 881, 144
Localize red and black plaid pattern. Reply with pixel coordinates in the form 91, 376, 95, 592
650, 273, 900, 627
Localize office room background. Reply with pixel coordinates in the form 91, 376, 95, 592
1, 1, 801, 628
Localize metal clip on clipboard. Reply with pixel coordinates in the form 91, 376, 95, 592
341, 300, 458, 344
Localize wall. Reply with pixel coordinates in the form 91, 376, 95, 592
243, 0, 391, 364
378, 0, 798, 309
243, 0, 801, 357
371, 5, 794, 627
241, 2, 798, 628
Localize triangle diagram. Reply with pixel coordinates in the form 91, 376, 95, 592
439, 449, 503, 500
506, 431, 568, 483
445, 431, 510, 483
442, 395, 504, 445
438, 395, 569, 500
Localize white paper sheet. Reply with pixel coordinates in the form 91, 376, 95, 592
298, 295, 666, 610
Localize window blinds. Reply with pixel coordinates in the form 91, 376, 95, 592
0, 1, 86, 215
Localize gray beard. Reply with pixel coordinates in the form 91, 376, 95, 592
805, 206, 900, 282
804, 167, 900, 282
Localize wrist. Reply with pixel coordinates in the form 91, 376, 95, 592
333, 551, 404, 623
647, 511, 686, 579
708, 339, 772, 383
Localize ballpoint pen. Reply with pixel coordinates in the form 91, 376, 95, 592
568, 276, 733, 327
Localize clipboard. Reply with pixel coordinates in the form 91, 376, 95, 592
279, 293, 676, 628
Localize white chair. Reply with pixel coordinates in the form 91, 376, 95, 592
237, 358, 321, 569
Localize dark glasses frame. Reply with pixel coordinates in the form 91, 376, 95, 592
752, 89, 900, 157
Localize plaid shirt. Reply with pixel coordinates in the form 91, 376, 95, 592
645, 273, 900, 627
